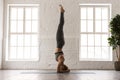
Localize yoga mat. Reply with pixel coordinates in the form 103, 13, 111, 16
21, 71, 95, 74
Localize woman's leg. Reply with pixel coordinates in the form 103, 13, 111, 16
56, 6, 65, 49
55, 5, 65, 60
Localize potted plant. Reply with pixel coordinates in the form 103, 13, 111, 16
108, 14, 120, 71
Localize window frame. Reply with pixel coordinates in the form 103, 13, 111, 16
79, 4, 112, 61
6, 4, 40, 61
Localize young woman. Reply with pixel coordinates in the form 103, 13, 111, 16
55, 5, 70, 73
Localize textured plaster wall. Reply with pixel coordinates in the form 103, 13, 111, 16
0, 0, 3, 69
2, 0, 120, 69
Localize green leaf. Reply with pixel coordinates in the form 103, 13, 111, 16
108, 14, 120, 50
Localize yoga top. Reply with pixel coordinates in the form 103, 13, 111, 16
55, 51, 64, 61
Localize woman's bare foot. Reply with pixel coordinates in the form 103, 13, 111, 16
59, 4, 65, 13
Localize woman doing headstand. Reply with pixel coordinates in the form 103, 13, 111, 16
55, 5, 70, 73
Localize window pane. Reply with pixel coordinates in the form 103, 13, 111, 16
95, 8, 101, 20
87, 20, 93, 32
87, 8, 93, 19
10, 35, 17, 46
31, 35, 38, 46
95, 47, 101, 58
17, 21, 23, 33
32, 8, 38, 19
79, 5, 111, 61
18, 8, 24, 20
95, 34, 101, 46
102, 20, 108, 32
95, 20, 101, 32
88, 34, 94, 46
10, 8, 17, 20
32, 21, 38, 32
10, 47, 17, 59
81, 20, 86, 32
80, 47, 87, 58
102, 47, 109, 59
25, 21, 31, 32
102, 35, 108, 46
10, 21, 17, 32
81, 8, 87, 19
17, 35, 23, 46
17, 47, 23, 59
88, 47, 94, 58
81, 34, 87, 46
24, 35, 31, 46
109, 47, 112, 60
25, 8, 31, 20
7, 5, 40, 61
102, 8, 108, 19
24, 47, 31, 59
31, 47, 39, 59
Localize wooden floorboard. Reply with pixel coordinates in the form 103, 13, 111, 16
0, 70, 120, 80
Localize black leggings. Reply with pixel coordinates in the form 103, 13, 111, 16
56, 12, 65, 48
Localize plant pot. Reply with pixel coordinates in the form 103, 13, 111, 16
114, 61, 120, 71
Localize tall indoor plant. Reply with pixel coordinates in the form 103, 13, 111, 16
108, 14, 120, 71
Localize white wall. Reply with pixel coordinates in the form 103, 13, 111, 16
2, 0, 120, 69
0, 0, 3, 69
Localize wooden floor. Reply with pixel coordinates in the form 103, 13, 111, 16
0, 70, 120, 80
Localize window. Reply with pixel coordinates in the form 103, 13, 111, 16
79, 4, 112, 61
6, 4, 39, 61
